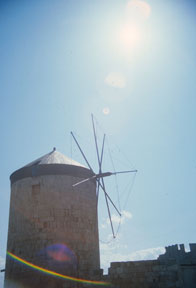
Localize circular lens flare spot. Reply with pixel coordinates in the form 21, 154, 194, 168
103, 108, 110, 115
46, 244, 77, 264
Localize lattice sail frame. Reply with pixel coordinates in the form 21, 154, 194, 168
71, 114, 137, 238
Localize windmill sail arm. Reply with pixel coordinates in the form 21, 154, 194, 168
96, 172, 112, 178
101, 178, 116, 238
95, 170, 138, 179
72, 175, 96, 187
71, 117, 136, 240
74, 175, 121, 216
100, 134, 106, 169
96, 133, 106, 200
73, 169, 137, 187
71, 132, 94, 173
99, 181, 121, 217
92, 114, 101, 167
113, 169, 138, 175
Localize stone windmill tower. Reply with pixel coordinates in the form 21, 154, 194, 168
4, 148, 101, 288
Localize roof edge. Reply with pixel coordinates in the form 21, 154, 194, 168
10, 164, 94, 185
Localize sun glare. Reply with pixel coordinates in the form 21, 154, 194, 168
119, 24, 141, 50
112, 1, 151, 59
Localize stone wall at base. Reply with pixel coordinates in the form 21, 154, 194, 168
107, 243, 196, 288
108, 260, 182, 288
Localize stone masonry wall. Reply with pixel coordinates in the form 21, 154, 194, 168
5, 174, 100, 288
108, 260, 182, 288
107, 243, 196, 288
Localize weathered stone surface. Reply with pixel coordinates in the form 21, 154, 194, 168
5, 167, 101, 288
107, 243, 196, 288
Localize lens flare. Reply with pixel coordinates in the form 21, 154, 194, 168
45, 244, 76, 263
103, 108, 110, 115
7, 251, 110, 286
37, 243, 77, 272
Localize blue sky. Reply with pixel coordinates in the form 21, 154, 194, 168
0, 0, 196, 282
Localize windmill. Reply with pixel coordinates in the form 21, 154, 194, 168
71, 114, 137, 239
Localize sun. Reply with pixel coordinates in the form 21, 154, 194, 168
119, 24, 141, 50
115, 23, 142, 57
113, 0, 151, 58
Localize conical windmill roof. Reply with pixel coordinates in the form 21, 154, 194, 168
10, 148, 92, 185
25, 148, 85, 168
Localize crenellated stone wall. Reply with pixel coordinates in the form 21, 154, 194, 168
107, 243, 196, 288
